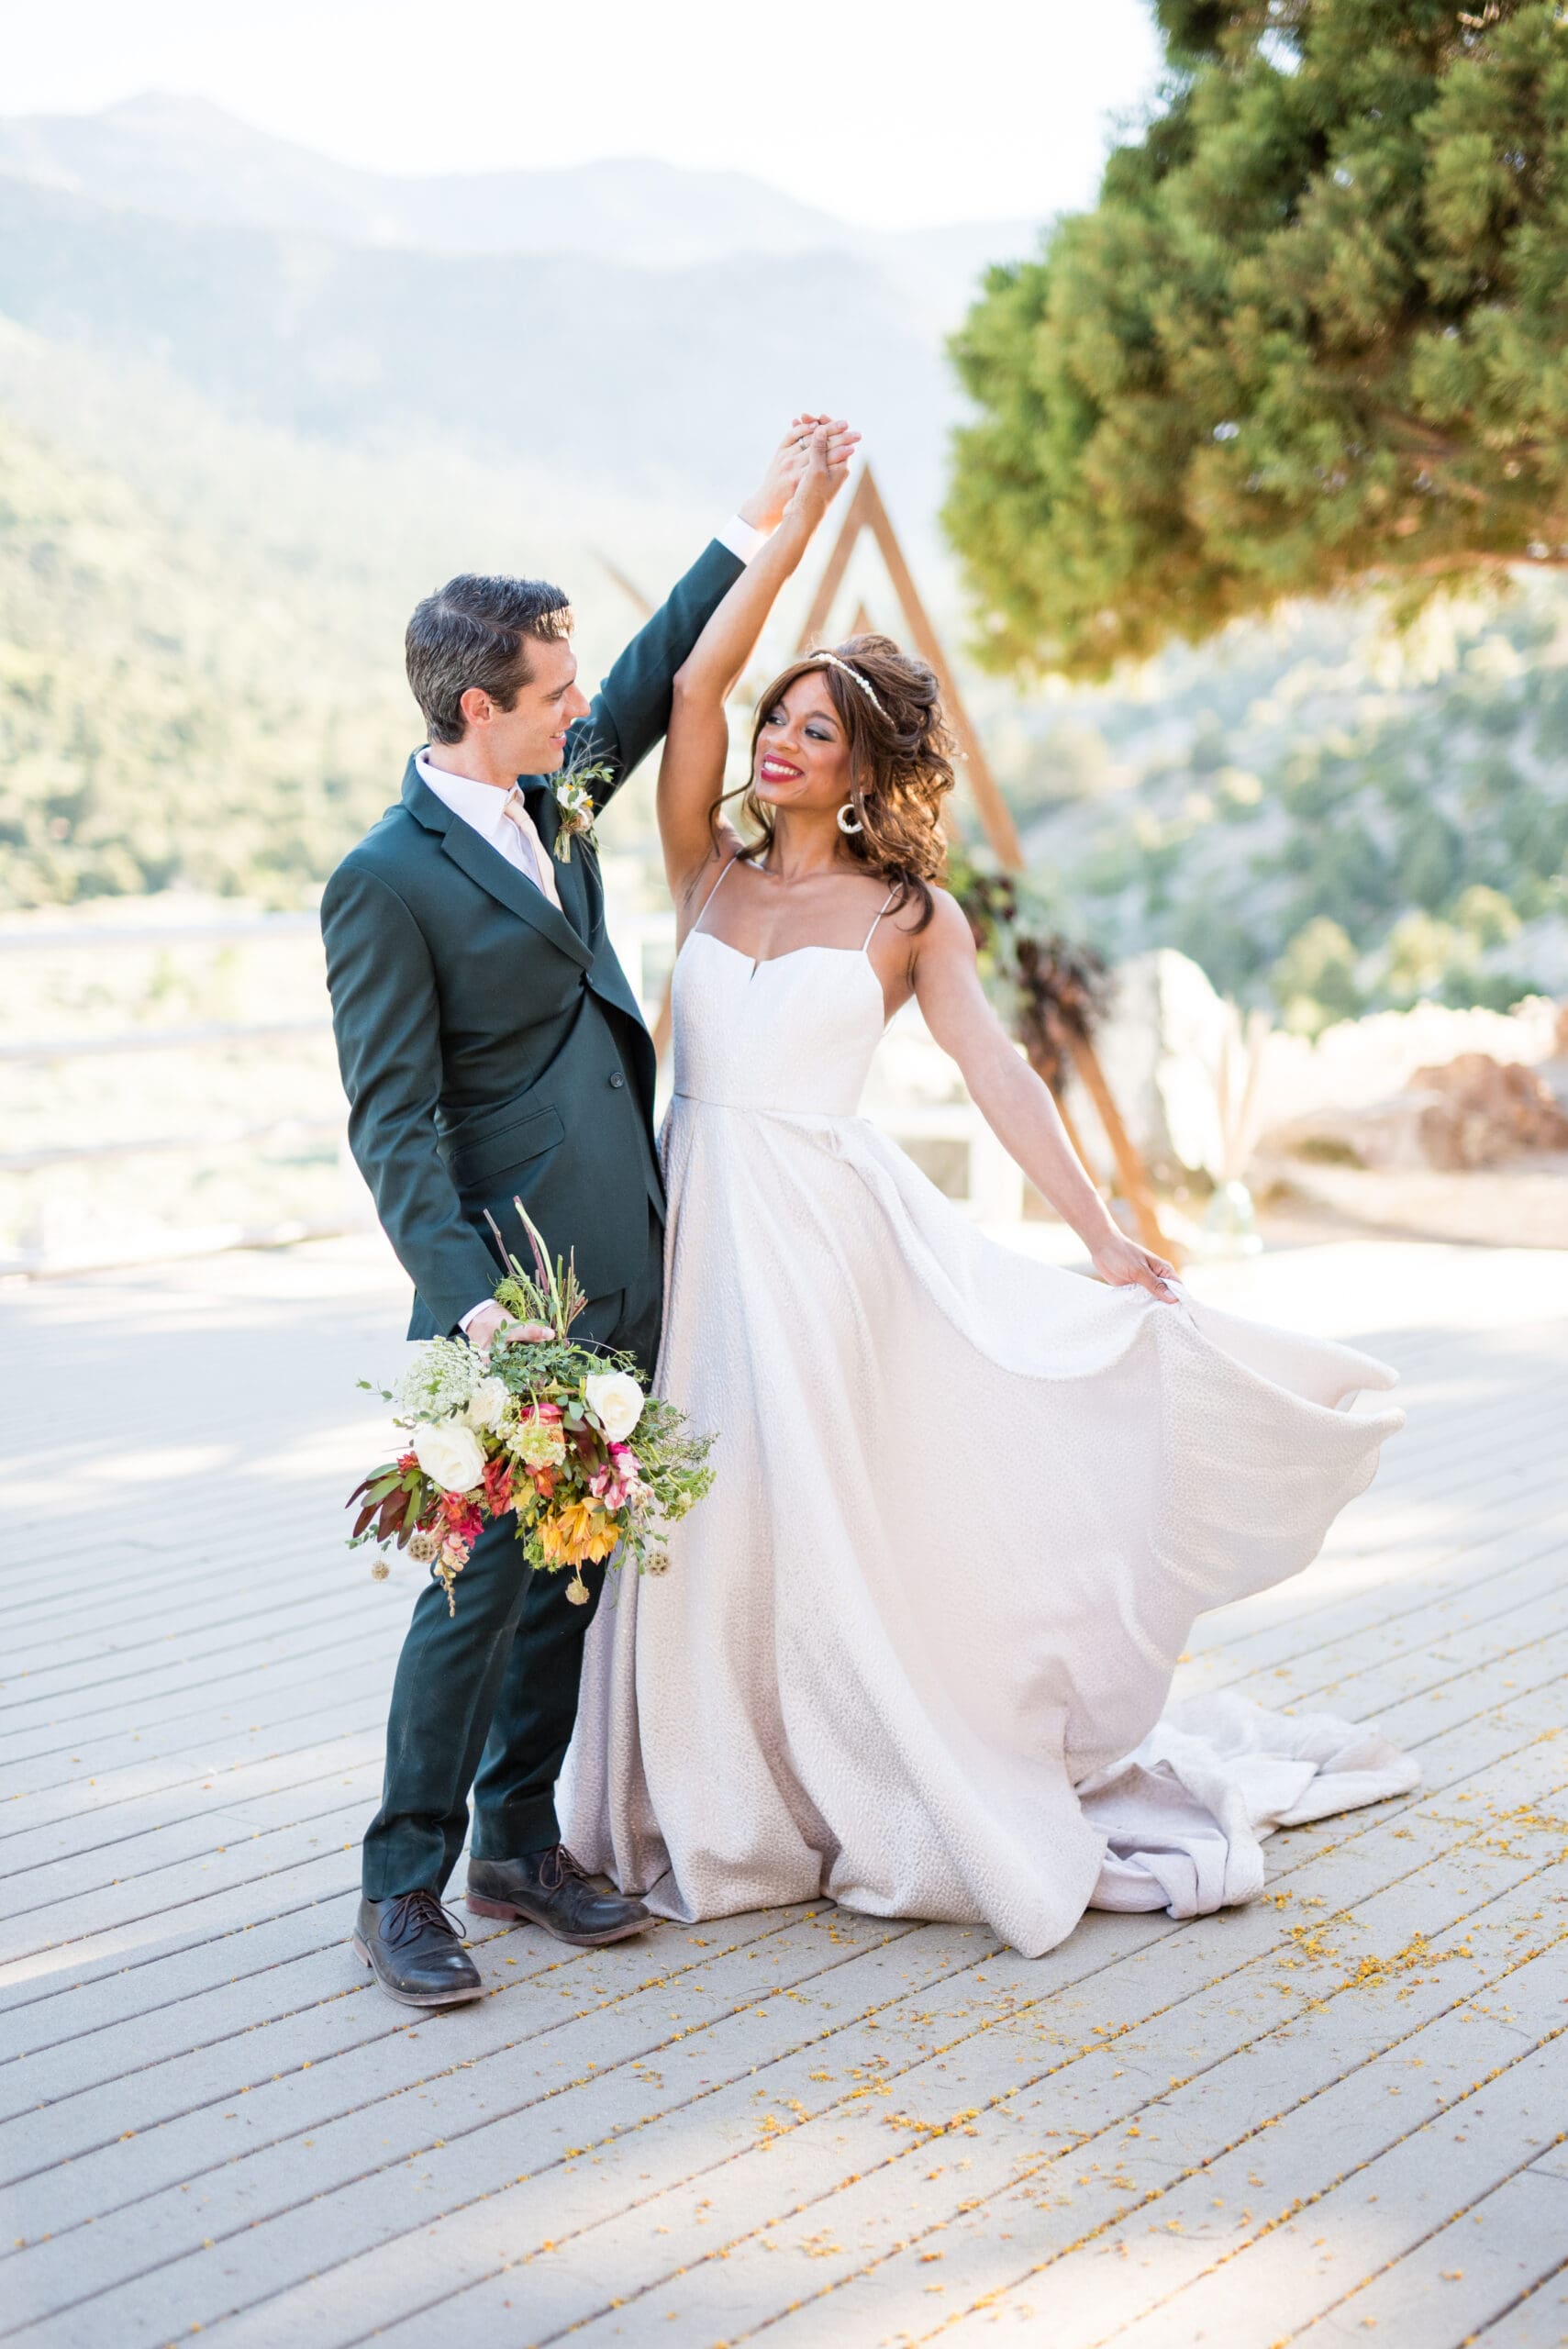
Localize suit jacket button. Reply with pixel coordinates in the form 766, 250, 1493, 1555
608, 1071, 626, 1089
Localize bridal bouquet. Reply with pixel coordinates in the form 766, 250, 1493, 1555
349, 1204, 715, 1613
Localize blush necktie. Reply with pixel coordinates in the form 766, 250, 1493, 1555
499, 787, 565, 915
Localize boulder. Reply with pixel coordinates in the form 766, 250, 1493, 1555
1267, 1052, 1568, 1173
1407, 1052, 1568, 1164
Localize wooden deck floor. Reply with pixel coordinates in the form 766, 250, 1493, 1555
3, 1234, 1567, 2349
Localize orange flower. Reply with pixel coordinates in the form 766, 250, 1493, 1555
538, 1497, 620, 1567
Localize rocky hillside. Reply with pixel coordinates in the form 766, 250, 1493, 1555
994, 588, 1568, 1030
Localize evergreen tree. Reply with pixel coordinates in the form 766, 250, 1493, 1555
946, 2, 1568, 677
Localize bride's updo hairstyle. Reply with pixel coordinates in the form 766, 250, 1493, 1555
733, 633, 957, 930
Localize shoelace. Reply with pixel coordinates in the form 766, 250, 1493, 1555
535, 1845, 588, 1895
378, 1887, 468, 1949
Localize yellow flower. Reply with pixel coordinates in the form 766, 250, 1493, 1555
538, 1497, 620, 1567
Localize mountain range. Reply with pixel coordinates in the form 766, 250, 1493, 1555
0, 100, 1037, 911
0, 94, 1029, 312
0, 95, 1031, 522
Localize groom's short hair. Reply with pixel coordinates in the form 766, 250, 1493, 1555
406, 573, 574, 743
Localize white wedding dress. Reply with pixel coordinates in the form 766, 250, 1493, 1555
560, 876, 1414, 1958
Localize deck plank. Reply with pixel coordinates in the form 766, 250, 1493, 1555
1289, 2168, 1568, 2348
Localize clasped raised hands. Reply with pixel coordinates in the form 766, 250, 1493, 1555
740, 413, 861, 535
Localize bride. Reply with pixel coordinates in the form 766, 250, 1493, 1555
560, 424, 1411, 1958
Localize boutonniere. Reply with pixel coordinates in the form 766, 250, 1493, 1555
550, 759, 613, 863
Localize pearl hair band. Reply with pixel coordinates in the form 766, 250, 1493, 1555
808, 648, 890, 723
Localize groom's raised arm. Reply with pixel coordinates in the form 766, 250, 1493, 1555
568, 417, 850, 810
568, 534, 748, 812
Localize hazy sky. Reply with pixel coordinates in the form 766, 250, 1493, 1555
8, 0, 1168, 228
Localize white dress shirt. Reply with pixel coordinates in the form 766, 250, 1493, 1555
430, 514, 766, 1331
414, 751, 557, 889
715, 513, 767, 563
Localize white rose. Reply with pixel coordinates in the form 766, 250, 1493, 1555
411, 1418, 486, 1493
464, 1376, 509, 1433
584, 1371, 644, 1442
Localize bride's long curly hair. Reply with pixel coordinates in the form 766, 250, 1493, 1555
718, 633, 957, 930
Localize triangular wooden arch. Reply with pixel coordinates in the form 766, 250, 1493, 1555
793, 465, 1024, 870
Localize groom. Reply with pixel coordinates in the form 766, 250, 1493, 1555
323, 429, 813, 2006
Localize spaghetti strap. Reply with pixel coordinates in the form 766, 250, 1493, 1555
691, 855, 741, 938
862, 886, 899, 952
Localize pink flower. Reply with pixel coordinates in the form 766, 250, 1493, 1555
588, 1464, 630, 1510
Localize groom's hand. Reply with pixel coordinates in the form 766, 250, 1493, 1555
464, 1302, 552, 1352
739, 415, 862, 534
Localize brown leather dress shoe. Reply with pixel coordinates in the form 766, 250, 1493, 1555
466, 1847, 653, 1947
353, 1889, 484, 2007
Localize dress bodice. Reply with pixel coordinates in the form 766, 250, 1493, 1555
671, 932, 885, 1118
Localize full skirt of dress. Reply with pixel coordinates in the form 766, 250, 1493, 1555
561, 1097, 1411, 1959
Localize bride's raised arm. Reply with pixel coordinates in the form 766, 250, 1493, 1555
658, 419, 856, 913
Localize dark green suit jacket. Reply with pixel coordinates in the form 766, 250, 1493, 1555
321, 537, 743, 1340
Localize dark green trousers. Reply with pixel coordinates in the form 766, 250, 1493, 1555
361, 1208, 663, 1901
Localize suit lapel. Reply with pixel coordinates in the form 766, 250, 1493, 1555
402, 760, 593, 972
521, 782, 642, 1031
